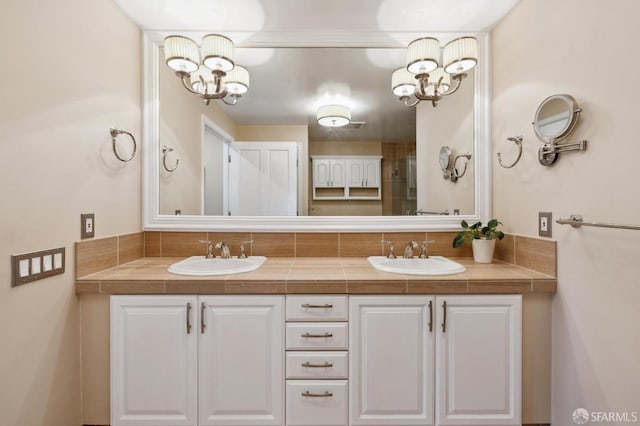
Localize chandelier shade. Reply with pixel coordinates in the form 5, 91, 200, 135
164, 36, 200, 73
317, 105, 351, 127
223, 65, 250, 95
391, 67, 416, 97
406, 37, 440, 74
443, 36, 478, 74
202, 34, 235, 72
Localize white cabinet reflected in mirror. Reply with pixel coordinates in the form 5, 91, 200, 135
143, 32, 490, 230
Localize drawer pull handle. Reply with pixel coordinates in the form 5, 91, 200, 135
301, 362, 334, 368
302, 332, 333, 338
301, 303, 334, 309
301, 391, 333, 398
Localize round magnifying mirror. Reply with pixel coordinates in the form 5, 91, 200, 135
439, 146, 452, 171
532, 94, 581, 143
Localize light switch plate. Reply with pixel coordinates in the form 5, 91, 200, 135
11, 247, 65, 287
538, 212, 552, 237
81, 213, 95, 239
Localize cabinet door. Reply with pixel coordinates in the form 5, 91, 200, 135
349, 159, 365, 187
350, 296, 435, 426
330, 159, 346, 187
199, 296, 284, 426
313, 159, 331, 187
435, 295, 522, 426
111, 296, 198, 426
363, 159, 380, 188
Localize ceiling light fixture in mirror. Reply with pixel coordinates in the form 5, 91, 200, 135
317, 104, 351, 127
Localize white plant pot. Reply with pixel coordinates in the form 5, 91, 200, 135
472, 238, 496, 263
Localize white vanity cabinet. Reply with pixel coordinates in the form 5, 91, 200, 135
110, 295, 284, 426
349, 296, 435, 426
349, 295, 522, 426
285, 296, 349, 426
434, 295, 521, 426
111, 296, 198, 426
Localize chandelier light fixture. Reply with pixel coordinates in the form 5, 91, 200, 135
392, 36, 478, 108
317, 104, 351, 127
164, 34, 249, 106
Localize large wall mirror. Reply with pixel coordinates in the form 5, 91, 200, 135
143, 31, 490, 231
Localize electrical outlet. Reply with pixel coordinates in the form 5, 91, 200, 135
81, 213, 95, 239
538, 212, 552, 237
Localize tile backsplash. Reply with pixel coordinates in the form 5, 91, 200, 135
75, 231, 557, 278
143, 231, 473, 259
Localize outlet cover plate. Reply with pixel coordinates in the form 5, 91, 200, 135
81, 213, 95, 239
538, 212, 552, 237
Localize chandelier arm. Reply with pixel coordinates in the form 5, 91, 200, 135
402, 97, 420, 108
442, 74, 465, 96
222, 95, 239, 106
178, 73, 201, 95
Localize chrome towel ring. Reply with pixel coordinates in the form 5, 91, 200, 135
162, 145, 180, 172
110, 127, 137, 162
497, 135, 523, 168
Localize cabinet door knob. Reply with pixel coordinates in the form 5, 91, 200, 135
428, 300, 433, 332
301, 332, 333, 338
301, 391, 333, 398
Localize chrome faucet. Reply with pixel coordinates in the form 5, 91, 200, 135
418, 240, 435, 259
215, 242, 231, 259
381, 240, 397, 259
403, 241, 418, 259
199, 240, 215, 259
238, 240, 253, 259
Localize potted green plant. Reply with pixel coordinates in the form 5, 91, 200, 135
452, 219, 505, 263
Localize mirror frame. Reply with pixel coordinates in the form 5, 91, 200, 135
532, 94, 581, 143
142, 30, 491, 231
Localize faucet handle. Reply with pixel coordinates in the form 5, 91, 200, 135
419, 240, 436, 259
199, 240, 215, 258
381, 240, 396, 259
238, 240, 254, 259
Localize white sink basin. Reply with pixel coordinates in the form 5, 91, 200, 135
367, 256, 466, 276
168, 256, 267, 276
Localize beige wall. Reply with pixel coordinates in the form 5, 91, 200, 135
159, 62, 237, 215
493, 0, 640, 423
0, 0, 141, 425
416, 72, 475, 215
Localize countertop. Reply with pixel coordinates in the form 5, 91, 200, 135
76, 257, 557, 295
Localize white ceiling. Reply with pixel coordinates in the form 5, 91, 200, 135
116, 0, 521, 141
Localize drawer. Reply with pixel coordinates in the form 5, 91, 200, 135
286, 351, 348, 379
286, 323, 348, 350
286, 380, 348, 426
286, 296, 348, 321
